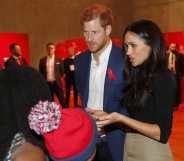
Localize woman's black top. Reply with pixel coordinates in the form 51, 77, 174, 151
127, 69, 176, 143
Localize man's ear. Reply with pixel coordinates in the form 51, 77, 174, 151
105, 25, 112, 35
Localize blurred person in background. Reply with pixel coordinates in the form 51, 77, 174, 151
5, 43, 27, 68
39, 43, 67, 108
167, 42, 184, 109
64, 47, 80, 107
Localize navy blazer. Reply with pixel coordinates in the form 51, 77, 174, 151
75, 43, 128, 161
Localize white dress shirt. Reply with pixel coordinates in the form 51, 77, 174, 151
46, 54, 55, 82
168, 51, 176, 74
87, 40, 112, 110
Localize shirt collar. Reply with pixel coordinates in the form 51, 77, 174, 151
47, 54, 55, 60
91, 40, 112, 65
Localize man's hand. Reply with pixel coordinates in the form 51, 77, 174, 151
85, 107, 107, 121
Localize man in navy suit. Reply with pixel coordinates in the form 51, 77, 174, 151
39, 43, 67, 108
75, 4, 128, 161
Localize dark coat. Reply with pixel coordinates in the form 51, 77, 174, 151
4, 56, 27, 68
39, 55, 64, 87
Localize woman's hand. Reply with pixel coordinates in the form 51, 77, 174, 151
85, 108, 120, 128
95, 112, 119, 128
85, 107, 107, 121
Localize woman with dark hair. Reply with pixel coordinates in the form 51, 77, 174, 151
94, 20, 176, 161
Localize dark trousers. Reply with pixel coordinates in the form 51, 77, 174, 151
174, 75, 181, 107
65, 79, 78, 106
93, 141, 114, 161
47, 81, 67, 108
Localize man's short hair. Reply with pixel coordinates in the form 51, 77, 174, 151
80, 4, 114, 27
9, 43, 19, 52
46, 43, 55, 48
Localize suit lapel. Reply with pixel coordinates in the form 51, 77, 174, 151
54, 55, 58, 64
83, 52, 91, 107
103, 45, 117, 111
43, 57, 47, 74
11, 56, 19, 65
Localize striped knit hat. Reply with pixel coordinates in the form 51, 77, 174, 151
28, 101, 97, 161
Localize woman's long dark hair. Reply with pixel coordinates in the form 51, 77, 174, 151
122, 20, 167, 109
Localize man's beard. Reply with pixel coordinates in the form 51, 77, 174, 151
87, 39, 107, 54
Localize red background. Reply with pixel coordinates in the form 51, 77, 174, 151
0, 33, 29, 68
164, 32, 184, 54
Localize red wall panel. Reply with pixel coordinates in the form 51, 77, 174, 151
0, 33, 30, 68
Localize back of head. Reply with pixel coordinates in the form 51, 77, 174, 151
5, 66, 51, 104
0, 66, 9, 158
4, 66, 51, 134
123, 20, 166, 71
80, 3, 113, 28
0, 66, 51, 158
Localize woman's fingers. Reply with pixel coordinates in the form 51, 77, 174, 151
85, 107, 94, 114
85, 107, 107, 116
96, 119, 111, 127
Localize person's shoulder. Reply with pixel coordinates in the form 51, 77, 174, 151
7, 56, 14, 61
4, 56, 14, 65
176, 51, 183, 56
154, 68, 176, 85
112, 43, 122, 50
111, 43, 122, 56
64, 57, 71, 61
75, 50, 90, 60
112, 42, 122, 49
110, 43, 123, 61
63, 58, 71, 64
39, 56, 47, 61
54, 56, 64, 64
77, 50, 90, 56
156, 68, 173, 77
55, 55, 62, 59
5, 58, 10, 64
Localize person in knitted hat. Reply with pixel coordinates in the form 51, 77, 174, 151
28, 101, 97, 161
0, 66, 51, 161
